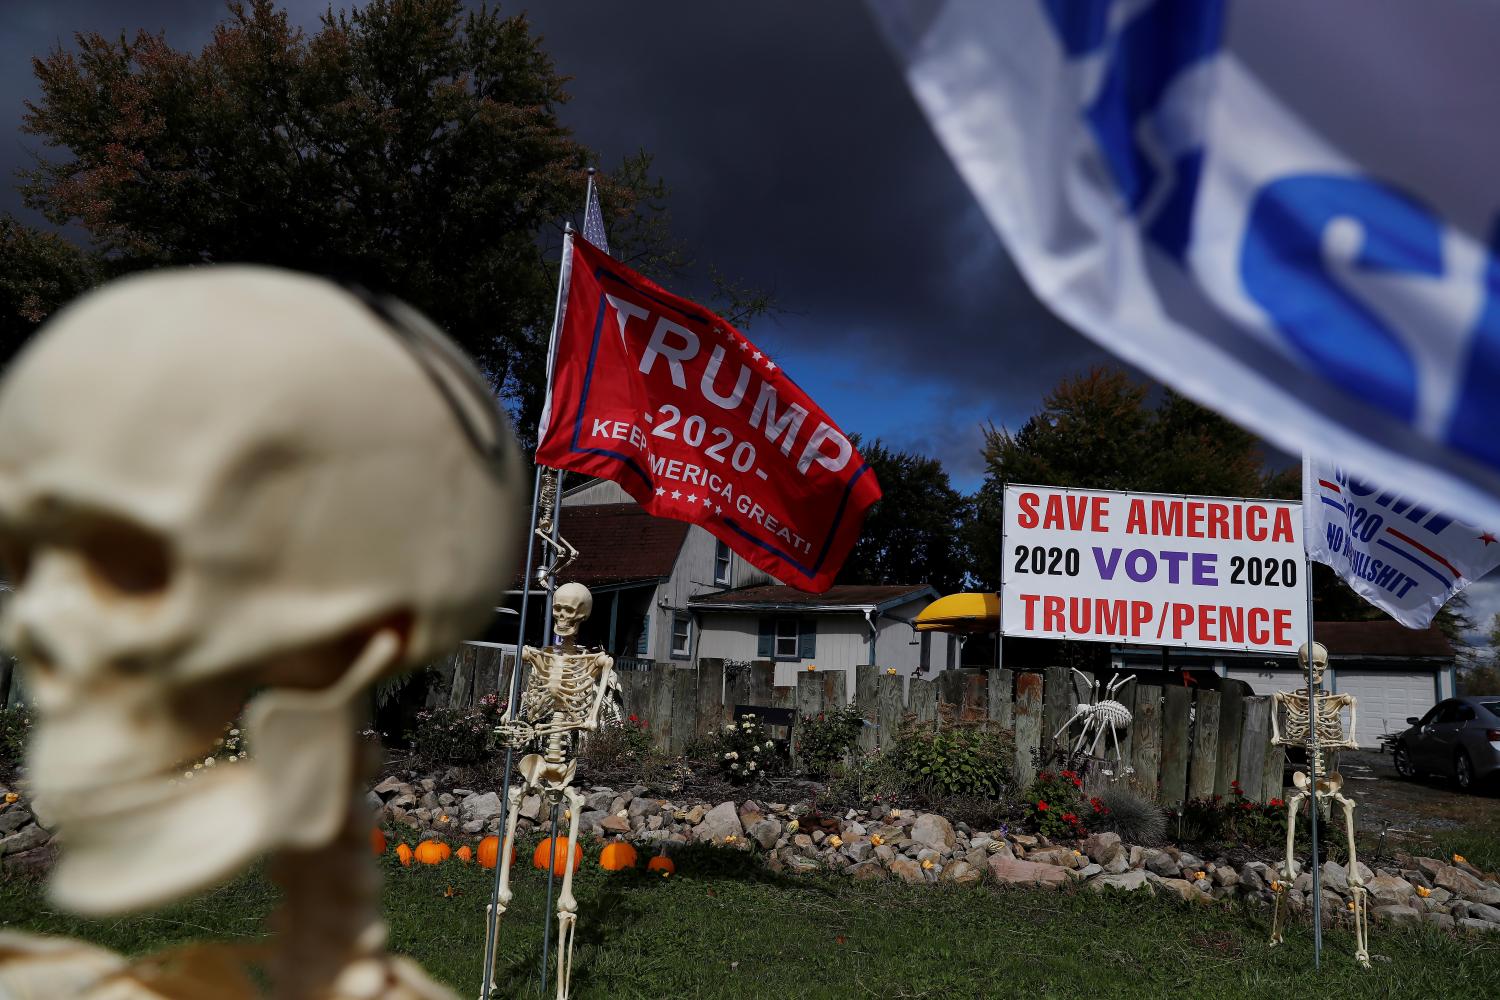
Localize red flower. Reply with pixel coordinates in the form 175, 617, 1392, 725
1062, 812, 1078, 824
1071, 778, 1083, 788
1061, 770, 1077, 780
1241, 802, 1254, 810
1269, 798, 1285, 807
1036, 801, 1049, 811
628, 714, 639, 723
1039, 771, 1053, 782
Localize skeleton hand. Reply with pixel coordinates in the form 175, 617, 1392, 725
494, 719, 539, 746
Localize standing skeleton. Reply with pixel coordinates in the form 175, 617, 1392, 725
1269, 641, 1368, 968
484, 583, 614, 1000
1052, 669, 1136, 775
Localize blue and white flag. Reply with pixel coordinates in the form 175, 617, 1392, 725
1303, 456, 1500, 629
582, 172, 611, 257
870, 0, 1500, 528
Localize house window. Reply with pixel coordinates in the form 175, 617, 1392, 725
635, 613, 650, 657
759, 617, 815, 661
671, 613, 692, 659
714, 539, 732, 586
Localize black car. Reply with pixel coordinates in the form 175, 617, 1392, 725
1392, 697, 1500, 792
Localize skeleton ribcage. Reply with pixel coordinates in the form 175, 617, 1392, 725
520, 653, 595, 723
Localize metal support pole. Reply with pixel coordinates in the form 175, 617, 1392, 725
1305, 555, 1322, 969
479, 467, 543, 999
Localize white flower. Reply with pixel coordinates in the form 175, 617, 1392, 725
204, 757, 216, 767
730, 762, 740, 770
229, 729, 240, 736
726, 751, 739, 761
747, 762, 757, 771
724, 723, 737, 732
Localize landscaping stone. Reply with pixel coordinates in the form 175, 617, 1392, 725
910, 813, 955, 851
600, 814, 631, 834
1028, 847, 1073, 867
748, 818, 781, 851
694, 801, 744, 843
1365, 875, 1415, 908
0, 807, 32, 837
1436, 865, 1487, 897
1460, 917, 1500, 935
1091, 870, 1150, 893
1083, 832, 1123, 866
1320, 860, 1348, 893
987, 855, 1069, 889
0, 824, 49, 857
460, 791, 502, 824
1468, 902, 1500, 923
849, 860, 886, 881
1159, 879, 1210, 904
519, 794, 542, 821
1374, 905, 1419, 924
1144, 850, 1180, 878
942, 860, 981, 886
890, 858, 924, 885
1426, 913, 1456, 930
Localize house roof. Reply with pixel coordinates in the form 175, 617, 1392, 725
689, 583, 937, 613
511, 503, 689, 590
1308, 620, 1455, 659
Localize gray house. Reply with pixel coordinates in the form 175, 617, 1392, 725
491, 478, 941, 698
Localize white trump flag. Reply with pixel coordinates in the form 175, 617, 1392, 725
870, 0, 1500, 529
1304, 456, 1500, 629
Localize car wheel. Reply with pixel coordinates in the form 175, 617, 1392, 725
1393, 744, 1419, 779
1456, 750, 1475, 792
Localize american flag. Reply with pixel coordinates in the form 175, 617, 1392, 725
582, 173, 611, 257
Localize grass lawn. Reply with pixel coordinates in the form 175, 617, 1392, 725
4, 845, 1497, 998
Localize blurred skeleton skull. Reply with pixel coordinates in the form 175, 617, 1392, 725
1298, 641, 1329, 685
0, 266, 521, 915
551, 582, 592, 640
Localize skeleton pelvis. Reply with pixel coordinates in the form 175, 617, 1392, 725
519, 754, 575, 790
1292, 770, 1343, 795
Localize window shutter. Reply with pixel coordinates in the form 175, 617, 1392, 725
757, 618, 773, 658
798, 619, 817, 659
920, 633, 931, 669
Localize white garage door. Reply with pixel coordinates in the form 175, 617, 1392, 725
1335, 671, 1438, 748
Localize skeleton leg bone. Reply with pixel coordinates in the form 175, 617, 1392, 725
553, 786, 587, 1000
1331, 789, 1370, 968
483, 783, 527, 995
1271, 784, 1310, 947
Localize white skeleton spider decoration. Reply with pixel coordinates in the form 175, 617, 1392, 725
1051, 669, 1136, 775
1269, 641, 1369, 968
0, 266, 523, 999
484, 582, 614, 1000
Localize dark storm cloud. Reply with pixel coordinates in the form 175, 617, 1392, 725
0, 0, 1116, 486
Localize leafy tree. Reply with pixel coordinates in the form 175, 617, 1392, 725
966, 367, 1276, 590
838, 438, 972, 596
15, 0, 764, 441
0, 216, 96, 358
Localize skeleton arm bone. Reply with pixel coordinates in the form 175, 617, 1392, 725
582, 655, 616, 733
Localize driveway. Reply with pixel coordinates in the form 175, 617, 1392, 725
1328, 748, 1500, 863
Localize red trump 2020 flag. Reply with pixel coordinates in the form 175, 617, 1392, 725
536, 234, 881, 592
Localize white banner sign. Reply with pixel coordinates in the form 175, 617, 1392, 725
1001, 484, 1306, 652
1303, 457, 1500, 629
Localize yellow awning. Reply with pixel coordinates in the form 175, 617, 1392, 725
913, 592, 999, 634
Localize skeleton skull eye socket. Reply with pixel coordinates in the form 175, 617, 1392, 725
74, 515, 172, 597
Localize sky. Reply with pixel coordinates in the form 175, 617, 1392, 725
2, 1, 1498, 643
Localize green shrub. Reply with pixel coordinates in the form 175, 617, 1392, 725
716, 713, 788, 785
796, 704, 864, 777
0, 704, 30, 773
1021, 768, 1090, 840
408, 694, 507, 768
1177, 780, 1289, 852
1092, 785, 1165, 844
578, 714, 673, 787
895, 721, 1014, 799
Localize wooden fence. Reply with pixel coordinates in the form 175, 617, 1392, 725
426, 648, 1286, 807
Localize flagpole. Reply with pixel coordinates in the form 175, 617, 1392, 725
1301, 454, 1323, 969
479, 209, 579, 1000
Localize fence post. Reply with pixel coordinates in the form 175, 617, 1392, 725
618, 666, 650, 722
1013, 672, 1043, 788
1187, 689, 1221, 801
696, 658, 725, 741
908, 677, 937, 725
1262, 736, 1286, 803
986, 668, 1013, 732
1131, 684, 1163, 797
822, 669, 848, 711
1238, 696, 1271, 800
749, 659, 775, 709
671, 667, 697, 754
1043, 666, 1073, 747
937, 671, 967, 718
877, 670, 904, 750
855, 664, 880, 752
962, 672, 988, 723
1159, 686, 1191, 808
648, 662, 674, 752
794, 671, 822, 767
1215, 684, 1246, 797
725, 660, 752, 715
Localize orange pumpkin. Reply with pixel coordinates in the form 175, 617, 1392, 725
456, 845, 473, 863
476, 836, 516, 870
371, 828, 387, 857
414, 840, 450, 865
396, 843, 414, 867
532, 837, 583, 876
647, 855, 675, 878
598, 841, 638, 871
